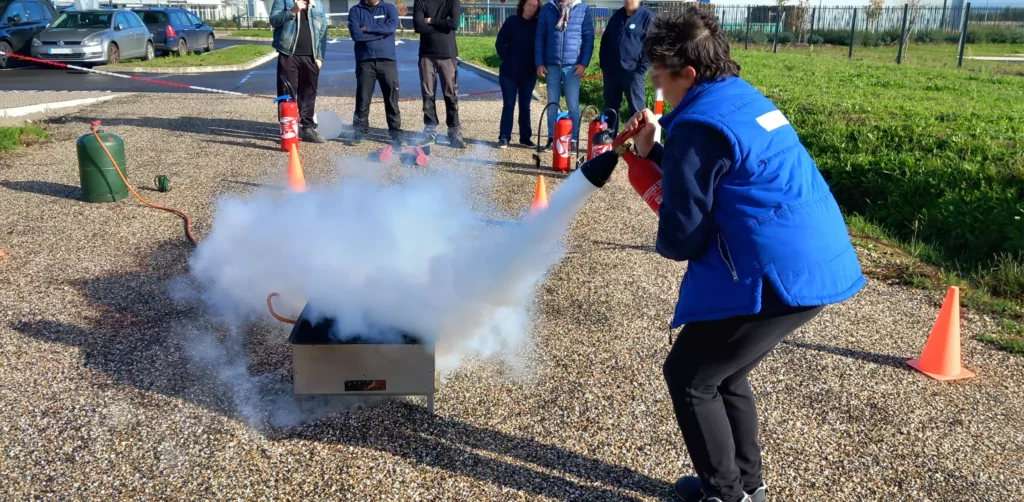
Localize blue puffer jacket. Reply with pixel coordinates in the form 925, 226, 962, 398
534, 0, 594, 68
660, 76, 866, 327
270, 0, 328, 59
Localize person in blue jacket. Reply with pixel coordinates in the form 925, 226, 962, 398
495, 0, 541, 148
599, 0, 653, 136
348, 0, 404, 146
622, 7, 866, 502
534, 0, 594, 149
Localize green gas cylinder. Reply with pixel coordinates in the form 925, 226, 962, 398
77, 120, 128, 203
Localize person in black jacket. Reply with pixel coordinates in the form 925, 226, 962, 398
599, 0, 653, 136
413, 0, 465, 148
494, 0, 540, 149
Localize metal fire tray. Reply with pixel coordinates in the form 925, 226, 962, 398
288, 303, 439, 413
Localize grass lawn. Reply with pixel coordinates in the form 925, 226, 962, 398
458, 36, 1024, 354
0, 125, 50, 153
108, 45, 275, 68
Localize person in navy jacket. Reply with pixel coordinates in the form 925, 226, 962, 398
599, 0, 653, 136
623, 7, 865, 502
495, 0, 541, 148
348, 0, 404, 146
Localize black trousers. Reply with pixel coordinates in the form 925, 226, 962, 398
663, 303, 824, 502
418, 57, 460, 135
602, 69, 646, 137
354, 59, 402, 136
277, 53, 320, 130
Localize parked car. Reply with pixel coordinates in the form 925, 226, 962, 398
0, 0, 57, 69
31, 9, 153, 65
131, 7, 213, 57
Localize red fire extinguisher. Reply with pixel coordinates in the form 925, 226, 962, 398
552, 111, 574, 172
624, 150, 663, 212
276, 79, 299, 152
586, 115, 606, 161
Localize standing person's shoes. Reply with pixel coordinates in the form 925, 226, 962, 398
543, 137, 553, 151
448, 132, 466, 149
745, 482, 766, 502
520, 138, 536, 148
417, 131, 437, 147
390, 132, 405, 148
301, 127, 327, 143
674, 476, 754, 502
498, 139, 509, 149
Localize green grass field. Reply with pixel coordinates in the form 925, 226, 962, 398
108, 44, 275, 68
458, 37, 1024, 353
0, 125, 50, 153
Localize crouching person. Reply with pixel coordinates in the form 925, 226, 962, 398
271, 0, 329, 143
625, 7, 866, 502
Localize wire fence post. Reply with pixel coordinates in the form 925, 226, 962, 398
808, 7, 817, 43
848, 8, 857, 60
897, 3, 909, 64
744, 6, 751, 50
772, 8, 782, 53
939, 0, 948, 31
958, 2, 971, 68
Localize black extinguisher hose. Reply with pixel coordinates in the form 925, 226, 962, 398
603, 108, 619, 136
278, 75, 297, 102
536, 101, 562, 153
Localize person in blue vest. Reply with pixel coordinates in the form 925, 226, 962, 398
494, 0, 541, 148
622, 7, 865, 502
535, 0, 594, 150
599, 0, 653, 136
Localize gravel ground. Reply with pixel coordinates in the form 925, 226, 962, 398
0, 93, 1022, 501
0, 91, 122, 110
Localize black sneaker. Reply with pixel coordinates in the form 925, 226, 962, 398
520, 138, 536, 148
745, 482, 767, 502
543, 137, 553, 151
351, 133, 366, 145
674, 476, 752, 502
448, 133, 466, 149
390, 133, 405, 148
301, 128, 327, 143
498, 139, 509, 149
418, 131, 437, 146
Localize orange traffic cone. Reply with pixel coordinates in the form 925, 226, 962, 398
531, 175, 548, 213
286, 143, 307, 192
906, 286, 975, 381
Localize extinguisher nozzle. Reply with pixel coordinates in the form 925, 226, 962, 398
579, 150, 620, 188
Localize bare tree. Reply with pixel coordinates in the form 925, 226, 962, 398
793, 0, 811, 43
866, 0, 885, 30
900, 0, 924, 59
395, 0, 408, 16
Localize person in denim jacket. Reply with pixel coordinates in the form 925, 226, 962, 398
271, 0, 329, 143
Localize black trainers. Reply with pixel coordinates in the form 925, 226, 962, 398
418, 131, 437, 146
674, 476, 752, 502
745, 482, 766, 502
498, 139, 509, 149
390, 133, 405, 148
543, 137, 553, 151
351, 132, 366, 145
301, 127, 327, 143
448, 133, 466, 149
520, 137, 536, 148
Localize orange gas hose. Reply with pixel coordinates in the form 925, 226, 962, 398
92, 129, 198, 246
266, 293, 297, 324
92, 128, 296, 324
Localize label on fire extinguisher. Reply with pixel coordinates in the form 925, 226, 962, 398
555, 134, 572, 158
280, 116, 297, 139
591, 144, 611, 157
643, 180, 663, 208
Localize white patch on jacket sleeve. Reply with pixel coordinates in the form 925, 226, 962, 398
755, 110, 790, 132
374, 15, 385, 18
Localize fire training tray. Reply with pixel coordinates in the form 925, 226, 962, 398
288, 303, 439, 413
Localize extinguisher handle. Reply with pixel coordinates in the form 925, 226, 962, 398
274, 95, 292, 104
612, 118, 646, 148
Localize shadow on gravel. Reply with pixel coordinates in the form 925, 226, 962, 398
75, 116, 278, 146
9, 238, 669, 501
0, 180, 81, 200
782, 340, 910, 369
460, 156, 572, 180
573, 240, 658, 255
278, 401, 670, 502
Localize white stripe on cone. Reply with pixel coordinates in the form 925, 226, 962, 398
653, 88, 664, 144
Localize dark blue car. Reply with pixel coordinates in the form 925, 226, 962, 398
130, 7, 213, 56
0, 0, 57, 68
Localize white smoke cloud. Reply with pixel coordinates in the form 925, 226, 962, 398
181, 154, 600, 424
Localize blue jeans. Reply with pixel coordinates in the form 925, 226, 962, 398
545, 64, 582, 142
499, 73, 537, 142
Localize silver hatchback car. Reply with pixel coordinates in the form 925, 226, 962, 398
31, 9, 153, 65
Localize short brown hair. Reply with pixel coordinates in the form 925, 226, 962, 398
643, 5, 741, 82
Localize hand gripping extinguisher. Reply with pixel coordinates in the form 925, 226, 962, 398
276, 78, 299, 152
588, 108, 618, 161
609, 117, 663, 213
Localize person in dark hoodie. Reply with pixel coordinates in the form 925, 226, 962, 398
413, 0, 465, 148
348, 0, 403, 147
599, 0, 653, 136
494, 0, 540, 149
622, 6, 865, 502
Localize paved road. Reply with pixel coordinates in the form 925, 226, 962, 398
0, 39, 500, 100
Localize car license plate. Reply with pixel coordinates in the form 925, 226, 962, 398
48, 48, 72, 54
